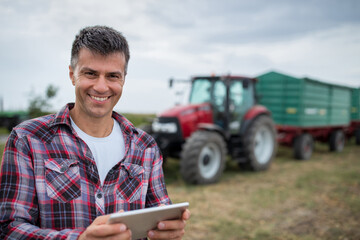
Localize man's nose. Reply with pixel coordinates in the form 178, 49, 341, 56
93, 76, 109, 93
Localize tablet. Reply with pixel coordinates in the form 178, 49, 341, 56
107, 202, 189, 240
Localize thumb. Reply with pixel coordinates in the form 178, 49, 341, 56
92, 215, 111, 225
92, 210, 125, 225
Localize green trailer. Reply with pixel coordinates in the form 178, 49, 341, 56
256, 71, 358, 159
351, 88, 360, 120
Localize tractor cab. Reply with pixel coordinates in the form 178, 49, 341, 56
189, 76, 256, 134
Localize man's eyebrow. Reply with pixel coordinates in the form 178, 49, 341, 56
80, 67, 97, 73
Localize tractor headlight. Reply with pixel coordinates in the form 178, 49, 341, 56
152, 120, 178, 133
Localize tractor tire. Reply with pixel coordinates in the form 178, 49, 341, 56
355, 128, 360, 146
293, 133, 314, 160
329, 130, 345, 152
241, 115, 277, 171
180, 131, 227, 184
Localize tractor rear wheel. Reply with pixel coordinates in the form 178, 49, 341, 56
329, 130, 345, 152
180, 131, 227, 184
294, 133, 314, 160
241, 115, 277, 171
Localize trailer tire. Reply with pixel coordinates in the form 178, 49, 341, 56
180, 131, 227, 184
355, 128, 360, 146
241, 115, 277, 171
294, 133, 314, 160
329, 130, 345, 152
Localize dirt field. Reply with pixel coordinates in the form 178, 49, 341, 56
164, 141, 360, 240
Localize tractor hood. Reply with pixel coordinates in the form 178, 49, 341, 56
155, 103, 213, 139
159, 103, 210, 118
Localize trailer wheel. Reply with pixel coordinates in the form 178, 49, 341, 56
294, 133, 314, 160
329, 130, 345, 152
180, 131, 226, 184
242, 115, 277, 171
355, 128, 360, 146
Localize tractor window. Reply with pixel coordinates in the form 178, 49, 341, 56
229, 81, 255, 132
213, 81, 226, 112
189, 79, 211, 104
230, 82, 243, 106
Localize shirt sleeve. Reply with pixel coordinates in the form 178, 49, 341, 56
145, 146, 172, 208
0, 131, 83, 240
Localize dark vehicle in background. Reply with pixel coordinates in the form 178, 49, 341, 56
0, 111, 28, 132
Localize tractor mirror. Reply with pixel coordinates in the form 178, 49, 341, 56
169, 78, 174, 88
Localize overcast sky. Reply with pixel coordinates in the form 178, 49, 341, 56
0, 0, 359, 114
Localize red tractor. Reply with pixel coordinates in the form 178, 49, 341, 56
150, 75, 277, 184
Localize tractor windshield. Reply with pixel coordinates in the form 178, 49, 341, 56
189, 79, 212, 104
189, 78, 227, 112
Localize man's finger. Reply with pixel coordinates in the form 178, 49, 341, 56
87, 223, 128, 237
157, 219, 186, 231
182, 209, 191, 221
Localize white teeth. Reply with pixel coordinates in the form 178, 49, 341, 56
91, 96, 108, 101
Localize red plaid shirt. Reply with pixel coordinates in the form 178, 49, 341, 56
0, 103, 171, 240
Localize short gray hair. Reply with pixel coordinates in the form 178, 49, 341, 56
70, 26, 130, 74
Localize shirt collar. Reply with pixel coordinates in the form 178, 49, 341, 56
49, 103, 138, 136
49, 103, 74, 128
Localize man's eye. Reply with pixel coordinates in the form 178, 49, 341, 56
109, 74, 121, 80
85, 72, 96, 77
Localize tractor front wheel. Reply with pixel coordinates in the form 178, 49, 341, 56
180, 131, 227, 184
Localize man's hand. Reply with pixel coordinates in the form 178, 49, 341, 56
78, 212, 132, 240
147, 208, 191, 240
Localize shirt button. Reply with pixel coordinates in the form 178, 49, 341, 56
60, 166, 67, 173
96, 193, 103, 199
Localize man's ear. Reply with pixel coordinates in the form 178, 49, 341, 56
69, 65, 75, 86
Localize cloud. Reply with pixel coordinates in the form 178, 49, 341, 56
0, 0, 359, 113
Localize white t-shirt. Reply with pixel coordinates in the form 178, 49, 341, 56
70, 117, 125, 185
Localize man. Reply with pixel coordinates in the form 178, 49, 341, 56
0, 26, 190, 240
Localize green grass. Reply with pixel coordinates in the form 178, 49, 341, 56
0, 127, 9, 135
121, 113, 155, 128
166, 140, 360, 240
0, 143, 4, 158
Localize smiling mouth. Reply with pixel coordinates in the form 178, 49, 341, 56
90, 95, 110, 102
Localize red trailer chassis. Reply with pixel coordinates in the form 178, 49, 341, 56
276, 120, 360, 159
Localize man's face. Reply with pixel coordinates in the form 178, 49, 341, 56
69, 48, 126, 121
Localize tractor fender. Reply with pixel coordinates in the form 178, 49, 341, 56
239, 105, 271, 136
197, 123, 227, 139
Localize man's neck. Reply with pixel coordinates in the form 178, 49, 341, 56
69, 109, 114, 138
